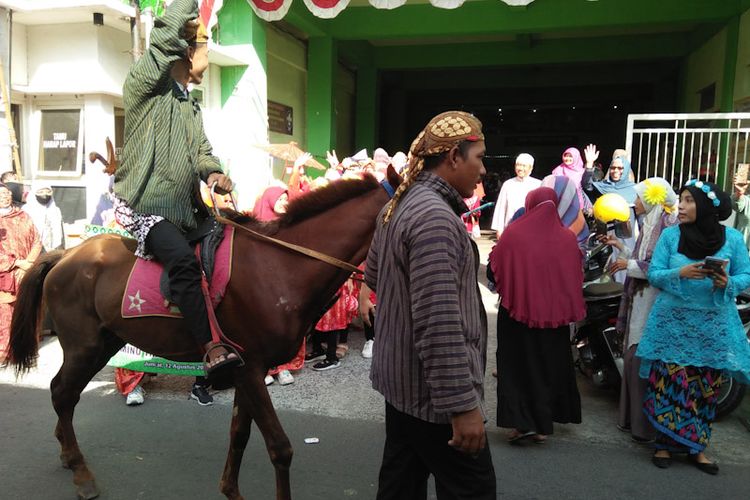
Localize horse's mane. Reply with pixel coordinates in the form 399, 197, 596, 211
223, 174, 380, 231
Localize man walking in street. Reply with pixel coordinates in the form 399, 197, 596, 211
365, 111, 496, 500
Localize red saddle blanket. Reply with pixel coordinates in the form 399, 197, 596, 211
121, 226, 234, 319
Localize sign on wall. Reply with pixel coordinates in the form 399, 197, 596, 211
39, 109, 81, 174
268, 100, 293, 135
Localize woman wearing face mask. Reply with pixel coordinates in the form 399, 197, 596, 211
23, 182, 64, 252
599, 178, 678, 444
0, 183, 42, 360
636, 180, 750, 474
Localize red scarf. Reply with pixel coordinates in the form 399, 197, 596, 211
490, 187, 585, 329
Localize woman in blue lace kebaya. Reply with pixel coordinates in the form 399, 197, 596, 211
637, 180, 750, 474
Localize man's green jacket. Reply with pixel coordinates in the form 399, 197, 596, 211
115, 0, 221, 233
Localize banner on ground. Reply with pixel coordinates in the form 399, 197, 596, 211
108, 344, 205, 377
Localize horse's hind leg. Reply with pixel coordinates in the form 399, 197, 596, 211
220, 388, 254, 500
232, 366, 294, 500
51, 328, 123, 500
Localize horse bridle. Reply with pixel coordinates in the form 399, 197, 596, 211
210, 180, 396, 277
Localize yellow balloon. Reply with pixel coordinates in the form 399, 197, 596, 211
593, 193, 630, 222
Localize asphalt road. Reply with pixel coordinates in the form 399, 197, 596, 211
2, 382, 749, 500
2, 235, 749, 499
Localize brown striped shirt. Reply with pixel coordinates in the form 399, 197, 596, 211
365, 172, 488, 424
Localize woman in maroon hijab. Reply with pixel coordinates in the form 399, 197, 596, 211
490, 187, 586, 443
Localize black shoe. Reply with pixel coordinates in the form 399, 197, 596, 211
311, 359, 340, 371
651, 452, 672, 469
190, 384, 214, 406
688, 455, 719, 475
305, 350, 326, 363
631, 435, 655, 445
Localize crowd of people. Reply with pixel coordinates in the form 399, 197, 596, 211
485, 144, 750, 478
2, 1, 750, 497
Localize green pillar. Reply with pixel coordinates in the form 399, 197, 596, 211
217, 0, 266, 106
718, 16, 740, 187
307, 36, 337, 159
355, 66, 377, 153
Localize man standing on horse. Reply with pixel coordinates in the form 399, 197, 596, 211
365, 111, 496, 499
113, 0, 239, 378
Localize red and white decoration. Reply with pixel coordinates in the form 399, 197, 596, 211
199, 0, 223, 30
500, 0, 535, 6
246, 0, 294, 22
428, 0, 465, 9
368, 0, 406, 9
302, 0, 350, 19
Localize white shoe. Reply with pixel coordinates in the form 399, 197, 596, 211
125, 385, 145, 406
264, 375, 275, 386
276, 370, 294, 386
362, 340, 374, 359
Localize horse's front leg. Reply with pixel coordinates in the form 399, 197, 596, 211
220, 383, 254, 500
234, 365, 294, 500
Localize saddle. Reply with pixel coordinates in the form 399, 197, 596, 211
121, 220, 234, 319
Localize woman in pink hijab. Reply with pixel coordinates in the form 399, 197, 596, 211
253, 186, 299, 385
552, 147, 590, 212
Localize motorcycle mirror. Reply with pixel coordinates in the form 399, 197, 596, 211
613, 220, 632, 239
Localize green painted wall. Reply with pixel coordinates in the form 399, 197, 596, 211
306, 37, 337, 160
320, 0, 739, 41
217, 0, 266, 107
355, 66, 377, 153
335, 64, 356, 158
267, 26, 308, 150
682, 28, 727, 111
734, 9, 750, 107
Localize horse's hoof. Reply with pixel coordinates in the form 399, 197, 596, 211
76, 480, 100, 500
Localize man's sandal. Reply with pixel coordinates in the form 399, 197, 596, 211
203, 343, 244, 389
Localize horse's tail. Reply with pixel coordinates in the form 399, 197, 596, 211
5, 250, 64, 376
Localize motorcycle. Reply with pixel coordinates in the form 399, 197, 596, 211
573, 227, 749, 417
715, 291, 750, 418
571, 232, 624, 389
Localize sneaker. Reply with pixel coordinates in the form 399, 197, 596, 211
305, 350, 326, 363
125, 385, 145, 406
362, 340, 374, 359
276, 370, 294, 386
264, 374, 275, 386
312, 359, 340, 371
190, 384, 214, 406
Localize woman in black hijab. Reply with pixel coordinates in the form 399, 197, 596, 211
636, 179, 750, 474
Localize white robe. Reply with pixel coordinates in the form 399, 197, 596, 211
490, 176, 542, 236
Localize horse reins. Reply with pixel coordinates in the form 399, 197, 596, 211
210, 180, 397, 278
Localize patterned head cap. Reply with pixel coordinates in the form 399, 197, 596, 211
409, 111, 484, 160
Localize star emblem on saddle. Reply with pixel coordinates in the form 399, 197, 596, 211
128, 290, 146, 313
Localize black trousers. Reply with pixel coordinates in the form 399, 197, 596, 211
145, 220, 211, 345
364, 311, 375, 341
376, 403, 496, 500
311, 328, 345, 362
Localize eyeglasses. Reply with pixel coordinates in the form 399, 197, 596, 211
609, 166, 624, 171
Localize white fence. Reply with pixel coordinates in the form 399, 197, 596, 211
625, 113, 750, 190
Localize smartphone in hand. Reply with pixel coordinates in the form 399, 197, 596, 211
702, 257, 729, 274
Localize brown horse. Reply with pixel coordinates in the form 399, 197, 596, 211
6, 169, 401, 500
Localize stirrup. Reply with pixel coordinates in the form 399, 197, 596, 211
203, 342, 244, 377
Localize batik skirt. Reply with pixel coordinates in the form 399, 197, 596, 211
643, 361, 721, 454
